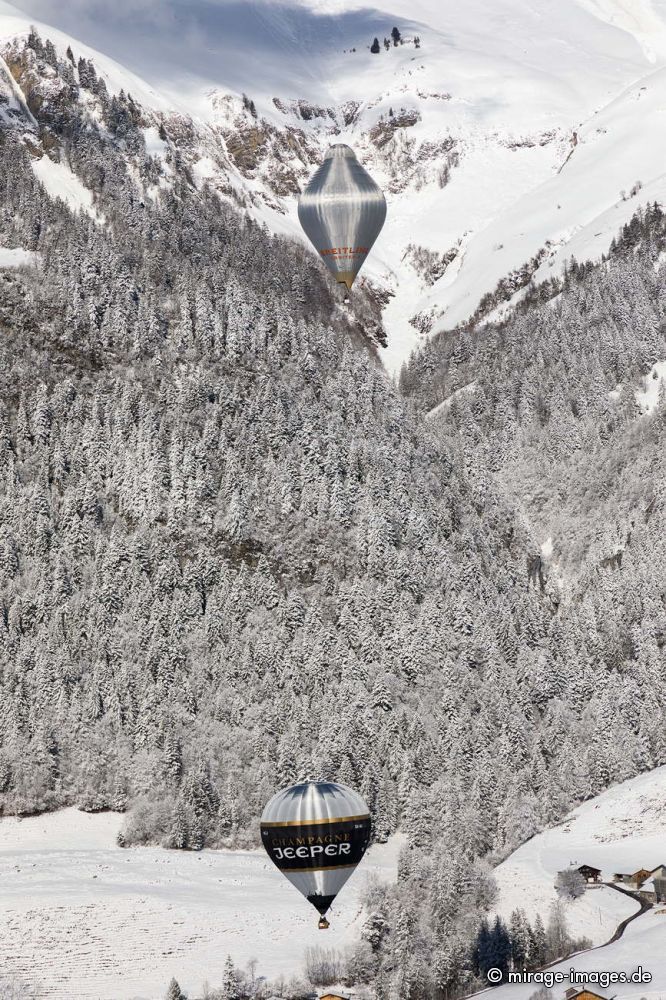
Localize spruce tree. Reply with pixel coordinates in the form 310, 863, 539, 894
165, 978, 186, 1000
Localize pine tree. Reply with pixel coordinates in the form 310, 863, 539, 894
219, 956, 238, 999
165, 977, 186, 1000
532, 913, 547, 968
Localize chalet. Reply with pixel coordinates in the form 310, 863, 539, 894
631, 868, 652, 886
650, 863, 666, 902
564, 990, 609, 1000
320, 995, 350, 1000
638, 876, 657, 903
576, 864, 602, 883
613, 872, 632, 883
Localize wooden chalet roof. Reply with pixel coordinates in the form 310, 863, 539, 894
565, 990, 609, 1000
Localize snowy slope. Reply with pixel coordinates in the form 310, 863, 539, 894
31, 156, 99, 217
0, 244, 37, 266
476, 909, 666, 1000
636, 359, 666, 413
0, 0, 172, 112
492, 765, 666, 946
2, 0, 666, 371
0, 809, 402, 1000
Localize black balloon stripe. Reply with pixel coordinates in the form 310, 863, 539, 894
260, 816, 372, 872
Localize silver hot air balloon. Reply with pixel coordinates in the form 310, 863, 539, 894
260, 780, 371, 928
298, 144, 387, 290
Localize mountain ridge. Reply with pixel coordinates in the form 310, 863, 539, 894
3, 0, 666, 371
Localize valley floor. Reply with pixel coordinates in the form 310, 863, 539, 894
0, 810, 401, 1000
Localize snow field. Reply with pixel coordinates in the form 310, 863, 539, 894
477, 909, 666, 1000
0, 245, 37, 267
31, 155, 99, 219
492, 766, 666, 946
636, 360, 666, 413
0, 809, 402, 1000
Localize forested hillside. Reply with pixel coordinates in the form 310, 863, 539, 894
403, 206, 666, 634
2, 29, 666, 1000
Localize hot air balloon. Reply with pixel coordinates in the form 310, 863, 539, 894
298, 144, 386, 291
260, 780, 371, 928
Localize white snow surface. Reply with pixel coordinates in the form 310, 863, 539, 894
636, 359, 666, 413
0, 244, 37, 267
2, 0, 666, 370
31, 155, 98, 218
541, 536, 554, 559
477, 908, 666, 1000
426, 381, 477, 420
0, 808, 402, 1000
492, 765, 666, 948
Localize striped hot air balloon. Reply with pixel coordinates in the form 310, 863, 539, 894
260, 780, 372, 928
298, 144, 386, 290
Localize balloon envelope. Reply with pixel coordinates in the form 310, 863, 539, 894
298, 144, 386, 290
260, 780, 371, 917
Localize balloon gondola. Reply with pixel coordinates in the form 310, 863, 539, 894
260, 780, 372, 927
298, 145, 387, 291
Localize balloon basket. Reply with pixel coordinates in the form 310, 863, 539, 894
318, 917, 330, 930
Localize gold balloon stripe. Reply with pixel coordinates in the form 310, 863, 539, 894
297, 862, 359, 873
261, 813, 370, 829
335, 271, 356, 290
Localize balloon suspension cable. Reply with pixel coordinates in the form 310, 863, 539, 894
318, 916, 330, 930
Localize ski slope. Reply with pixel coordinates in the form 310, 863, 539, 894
2, 0, 666, 371
0, 809, 402, 1000
492, 765, 666, 947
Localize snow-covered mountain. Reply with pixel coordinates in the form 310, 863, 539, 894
2, 0, 666, 370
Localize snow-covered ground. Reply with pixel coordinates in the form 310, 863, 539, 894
426, 381, 477, 420
0, 809, 402, 1000
0, 244, 37, 267
636, 359, 666, 413
2, 0, 666, 372
478, 908, 666, 1000
492, 765, 666, 946
31, 156, 100, 219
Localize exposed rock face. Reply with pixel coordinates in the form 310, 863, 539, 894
273, 97, 335, 122
368, 109, 421, 148
212, 95, 325, 199
3, 41, 77, 156
225, 124, 269, 173
405, 242, 460, 287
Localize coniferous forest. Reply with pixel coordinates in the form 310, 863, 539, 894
1, 30, 666, 1000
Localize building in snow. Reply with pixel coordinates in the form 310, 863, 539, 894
576, 864, 602, 883
650, 864, 666, 902
630, 868, 652, 886
564, 989, 609, 1000
638, 876, 657, 903
320, 994, 350, 1000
